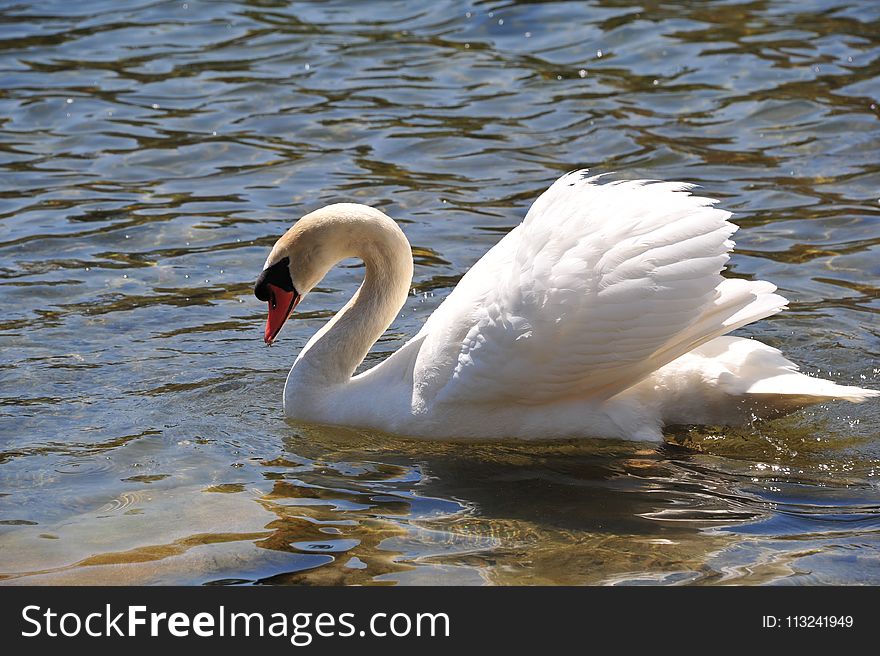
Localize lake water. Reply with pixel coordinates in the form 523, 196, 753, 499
1, 0, 878, 585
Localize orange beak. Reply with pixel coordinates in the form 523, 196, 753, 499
264, 283, 301, 345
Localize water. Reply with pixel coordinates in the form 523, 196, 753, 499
0, 0, 878, 585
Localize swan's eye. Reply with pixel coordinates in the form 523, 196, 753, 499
255, 256, 295, 301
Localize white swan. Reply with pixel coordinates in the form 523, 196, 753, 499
254, 171, 877, 441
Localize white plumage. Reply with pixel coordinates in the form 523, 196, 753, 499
413, 173, 783, 406
259, 170, 877, 441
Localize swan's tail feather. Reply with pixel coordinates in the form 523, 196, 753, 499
743, 374, 880, 403
706, 336, 876, 400
656, 336, 877, 425
736, 368, 879, 419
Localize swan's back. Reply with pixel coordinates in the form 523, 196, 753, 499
408, 170, 787, 409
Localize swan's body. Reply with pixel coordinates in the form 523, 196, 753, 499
256, 171, 877, 441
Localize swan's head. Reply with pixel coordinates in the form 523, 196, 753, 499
255, 203, 394, 344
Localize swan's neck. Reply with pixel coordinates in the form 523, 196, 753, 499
287, 209, 413, 396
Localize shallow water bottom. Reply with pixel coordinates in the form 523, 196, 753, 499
3, 415, 879, 586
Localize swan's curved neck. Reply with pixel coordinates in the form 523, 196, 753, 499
286, 208, 413, 396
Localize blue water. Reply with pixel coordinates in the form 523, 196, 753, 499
0, 0, 878, 585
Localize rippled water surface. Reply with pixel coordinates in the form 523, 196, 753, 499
1, 0, 879, 585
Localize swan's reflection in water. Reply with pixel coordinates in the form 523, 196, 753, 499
3, 415, 879, 585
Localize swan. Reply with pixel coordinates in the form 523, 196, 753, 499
254, 170, 877, 441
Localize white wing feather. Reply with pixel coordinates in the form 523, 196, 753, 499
410, 170, 787, 409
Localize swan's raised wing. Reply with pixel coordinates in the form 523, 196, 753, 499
410, 170, 786, 410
